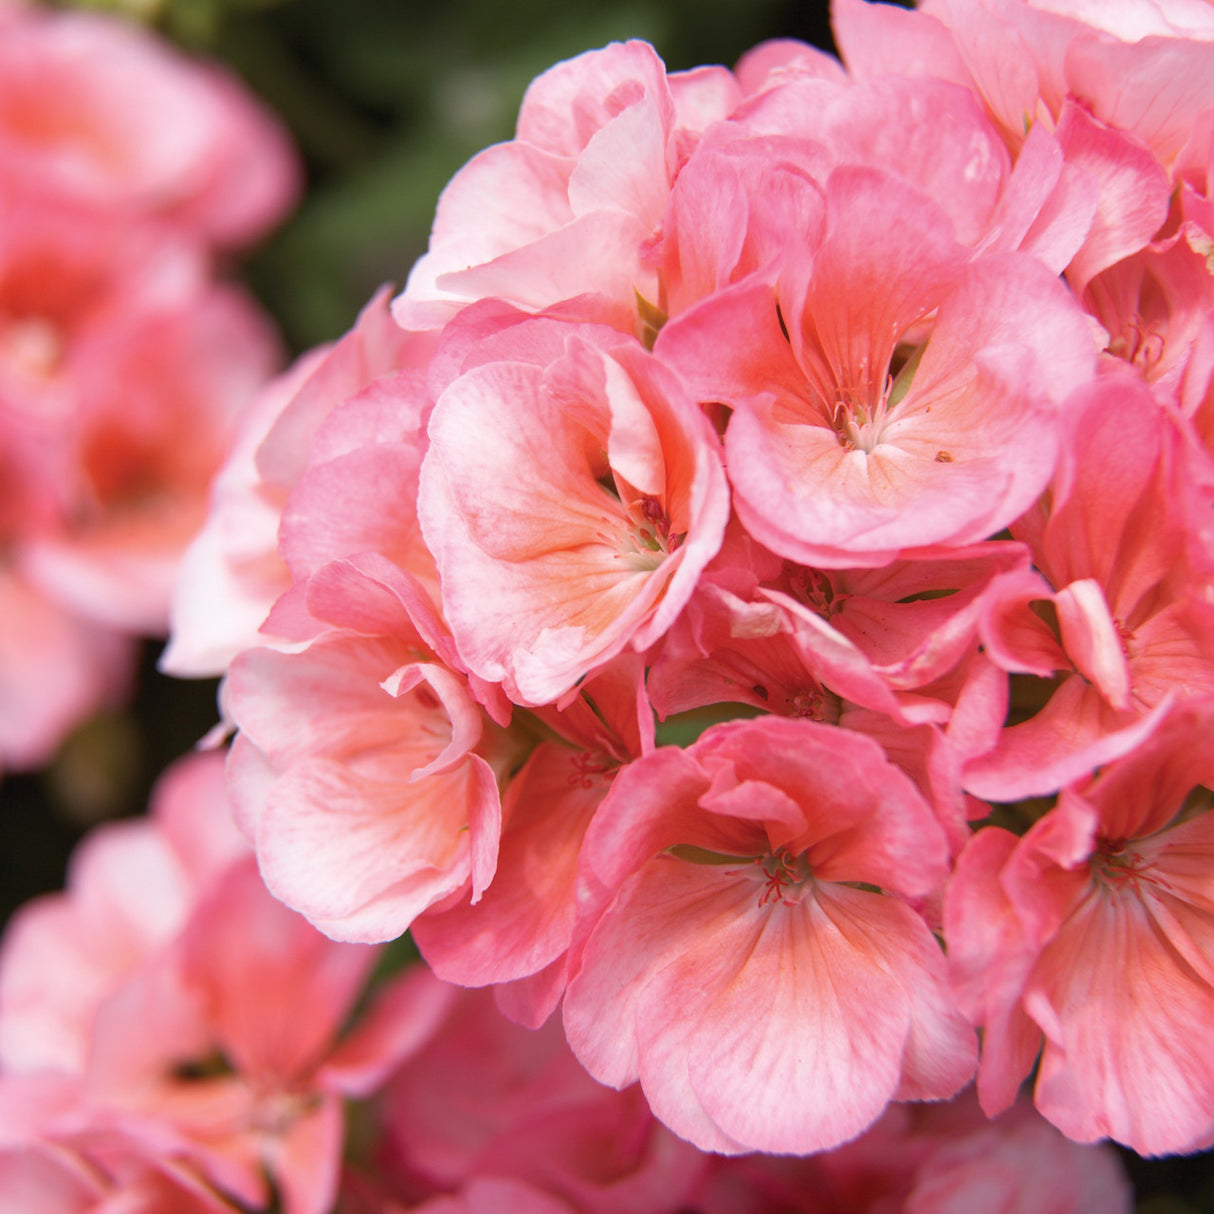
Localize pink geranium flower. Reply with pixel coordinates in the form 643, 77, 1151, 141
947, 696, 1214, 1156
226, 556, 507, 943
395, 41, 740, 336
419, 317, 728, 705
0, 5, 298, 247
563, 715, 975, 1155
656, 164, 1096, 567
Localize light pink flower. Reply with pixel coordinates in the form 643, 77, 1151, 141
395, 41, 739, 335
563, 715, 975, 1155
0, 5, 299, 247
419, 317, 728, 705
657, 164, 1096, 567
947, 697, 1214, 1155
226, 556, 507, 943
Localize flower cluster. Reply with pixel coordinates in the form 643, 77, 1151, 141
5, 0, 1214, 1207
0, 755, 1130, 1212
158, 0, 1214, 1171
0, 2, 297, 773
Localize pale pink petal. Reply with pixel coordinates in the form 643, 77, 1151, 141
180, 858, 377, 1084
319, 966, 457, 1097
0, 567, 132, 771
1029, 882, 1214, 1154
271, 1095, 343, 1214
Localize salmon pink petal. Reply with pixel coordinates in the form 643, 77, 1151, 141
1065, 26, 1214, 165
1028, 880, 1214, 1154
514, 40, 674, 159
962, 675, 1170, 800
1054, 579, 1132, 710
664, 164, 1094, 566
252, 751, 498, 943
668, 63, 745, 129
978, 120, 1097, 272
735, 38, 848, 93
0, 7, 298, 246
1053, 101, 1171, 292
272, 1096, 344, 1214
278, 395, 436, 599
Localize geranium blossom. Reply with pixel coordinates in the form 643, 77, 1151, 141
130, 3, 1214, 1197
226, 557, 507, 943
563, 715, 975, 1155
948, 697, 1214, 1156
419, 316, 729, 705
656, 164, 1095, 567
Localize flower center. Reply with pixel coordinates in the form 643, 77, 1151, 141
1107, 314, 1165, 377
830, 386, 890, 454
755, 849, 813, 907
622, 494, 683, 571
1091, 839, 1163, 896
